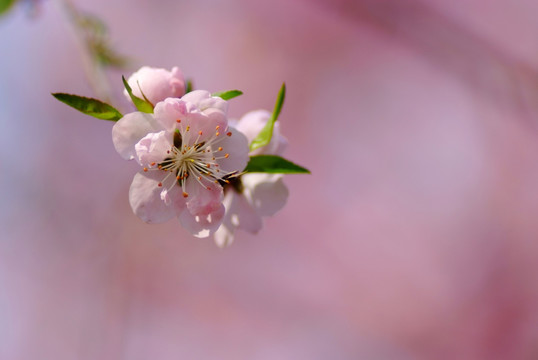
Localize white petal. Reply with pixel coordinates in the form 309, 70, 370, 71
129, 171, 185, 224
242, 174, 289, 217
112, 112, 160, 160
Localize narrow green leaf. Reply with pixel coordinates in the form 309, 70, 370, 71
52, 93, 123, 121
250, 83, 286, 151
212, 90, 243, 100
185, 79, 193, 93
0, 0, 17, 16
122, 76, 154, 113
244, 155, 310, 174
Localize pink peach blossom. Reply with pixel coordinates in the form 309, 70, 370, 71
214, 110, 289, 247
113, 90, 249, 238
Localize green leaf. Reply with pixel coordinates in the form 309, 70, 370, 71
185, 79, 193, 93
122, 76, 154, 113
244, 155, 310, 174
212, 90, 243, 100
249, 83, 286, 151
52, 93, 123, 121
0, 0, 17, 16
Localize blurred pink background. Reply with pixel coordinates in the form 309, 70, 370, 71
2, 0, 538, 359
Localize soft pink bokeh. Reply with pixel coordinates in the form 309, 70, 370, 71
2, 0, 538, 359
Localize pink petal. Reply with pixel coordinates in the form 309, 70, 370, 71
178, 204, 225, 238
125, 66, 185, 105
242, 174, 289, 217
154, 98, 188, 131
129, 171, 185, 224
214, 126, 250, 174
181, 90, 228, 114
112, 112, 160, 160
221, 189, 262, 235
236, 110, 288, 155
135, 130, 173, 166
184, 177, 223, 216
234, 192, 263, 233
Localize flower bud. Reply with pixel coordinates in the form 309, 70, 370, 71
124, 66, 185, 105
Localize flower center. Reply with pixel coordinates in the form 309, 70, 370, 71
144, 125, 234, 198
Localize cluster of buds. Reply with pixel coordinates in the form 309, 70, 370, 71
53, 66, 309, 246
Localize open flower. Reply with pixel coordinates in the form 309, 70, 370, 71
124, 66, 185, 106
214, 110, 289, 247
112, 90, 249, 238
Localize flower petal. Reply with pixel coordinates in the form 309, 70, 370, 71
234, 191, 263, 233
236, 110, 288, 155
154, 97, 188, 131
214, 224, 234, 248
214, 126, 250, 174
184, 177, 223, 216
214, 190, 238, 247
181, 90, 228, 114
242, 174, 289, 217
129, 171, 185, 223
178, 204, 225, 238
112, 112, 160, 160
135, 130, 173, 166
125, 66, 185, 105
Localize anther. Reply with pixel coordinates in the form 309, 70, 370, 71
216, 132, 220, 136
206, 163, 211, 168
199, 131, 203, 135
186, 126, 190, 131
176, 119, 181, 123
150, 162, 156, 166
226, 131, 232, 137
183, 192, 189, 198
158, 182, 162, 187
224, 153, 229, 158
215, 125, 220, 130
143, 167, 148, 172
218, 147, 223, 151
198, 176, 202, 180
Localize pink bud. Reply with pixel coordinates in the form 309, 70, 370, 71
124, 66, 186, 105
